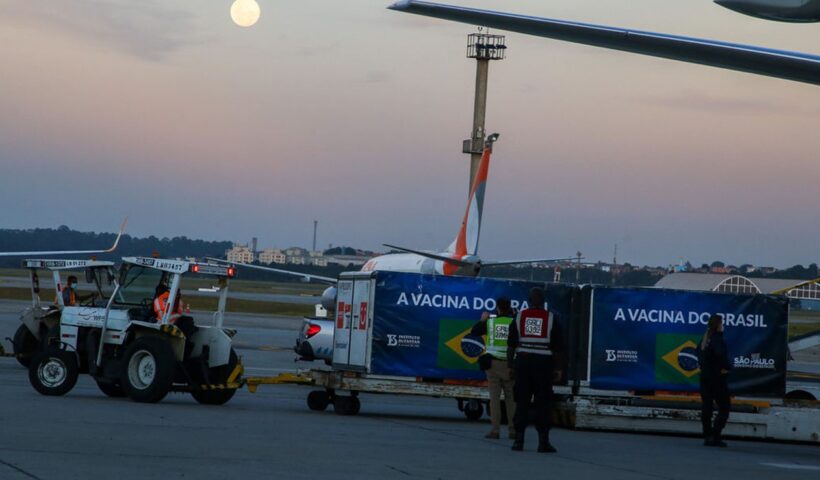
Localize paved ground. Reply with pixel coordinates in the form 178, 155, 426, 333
1, 300, 818, 479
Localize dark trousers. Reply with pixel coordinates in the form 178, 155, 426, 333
700, 375, 731, 438
512, 353, 554, 437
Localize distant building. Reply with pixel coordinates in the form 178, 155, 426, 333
258, 248, 286, 265
311, 257, 329, 267
655, 272, 820, 309
285, 247, 307, 257
226, 245, 254, 264
290, 257, 307, 265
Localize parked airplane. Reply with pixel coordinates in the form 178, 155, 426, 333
210, 134, 573, 299
388, 1, 820, 86
0, 218, 127, 257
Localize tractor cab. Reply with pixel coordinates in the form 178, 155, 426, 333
12, 259, 116, 367
27, 256, 242, 406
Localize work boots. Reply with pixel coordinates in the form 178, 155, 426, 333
705, 431, 728, 448
511, 431, 524, 451
537, 431, 557, 453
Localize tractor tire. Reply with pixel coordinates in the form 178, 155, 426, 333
463, 399, 484, 421
307, 390, 330, 411
121, 336, 176, 403
191, 349, 240, 406
96, 380, 125, 397
13, 324, 38, 367
28, 350, 78, 396
333, 395, 360, 416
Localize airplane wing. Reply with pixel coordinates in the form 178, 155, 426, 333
0, 217, 128, 257
206, 257, 338, 284
481, 257, 579, 267
383, 244, 474, 267
388, 1, 820, 86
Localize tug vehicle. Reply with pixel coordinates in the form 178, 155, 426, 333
27, 257, 242, 404
12, 259, 116, 367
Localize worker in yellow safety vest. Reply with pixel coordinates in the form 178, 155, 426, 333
471, 297, 517, 440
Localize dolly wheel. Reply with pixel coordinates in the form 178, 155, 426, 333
464, 399, 484, 421
307, 390, 330, 411
333, 395, 361, 416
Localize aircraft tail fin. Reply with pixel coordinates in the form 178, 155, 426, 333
447, 133, 498, 257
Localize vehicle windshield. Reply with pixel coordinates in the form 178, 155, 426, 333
115, 264, 167, 307
86, 267, 117, 301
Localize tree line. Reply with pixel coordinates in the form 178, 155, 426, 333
0, 226, 232, 268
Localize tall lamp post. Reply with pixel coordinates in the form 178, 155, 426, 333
463, 31, 506, 193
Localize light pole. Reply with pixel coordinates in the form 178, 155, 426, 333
464, 31, 506, 193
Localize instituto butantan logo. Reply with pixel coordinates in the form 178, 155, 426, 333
605, 349, 638, 363
386, 334, 421, 348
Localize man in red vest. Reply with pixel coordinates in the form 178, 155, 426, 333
507, 287, 563, 453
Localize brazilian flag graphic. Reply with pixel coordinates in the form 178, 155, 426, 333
436, 319, 481, 371
655, 333, 702, 385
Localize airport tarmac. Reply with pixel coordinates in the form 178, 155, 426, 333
0, 300, 818, 479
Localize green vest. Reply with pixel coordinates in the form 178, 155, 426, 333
485, 315, 513, 360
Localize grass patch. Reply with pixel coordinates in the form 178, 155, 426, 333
0, 287, 34, 301
790, 323, 820, 339
0, 267, 326, 296
0, 287, 311, 317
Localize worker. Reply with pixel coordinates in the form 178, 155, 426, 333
153, 284, 196, 344
471, 297, 517, 440
153, 284, 184, 323
698, 313, 731, 447
60, 275, 96, 306
507, 287, 562, 453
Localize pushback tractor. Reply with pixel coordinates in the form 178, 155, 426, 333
11, 259, 116, 367
27, 257, 243, 404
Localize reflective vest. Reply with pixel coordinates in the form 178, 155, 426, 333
515, 308, 554, 356
153, 291, 183, 323
484, 315, 513, 360
58, 288, 77, 306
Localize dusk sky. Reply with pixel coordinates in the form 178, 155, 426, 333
1, 0, 818, 268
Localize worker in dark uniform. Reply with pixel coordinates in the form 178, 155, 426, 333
507, 287, 562, 453
698, 313, 731, 447
61, 275, 96, 306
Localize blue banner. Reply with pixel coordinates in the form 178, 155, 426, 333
589, 288, 788, 395
370, 272, 547, 380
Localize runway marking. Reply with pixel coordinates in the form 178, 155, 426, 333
760, 463, 820, 471
0, 458, 42, 480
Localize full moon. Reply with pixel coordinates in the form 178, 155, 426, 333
230, 0, 261, 27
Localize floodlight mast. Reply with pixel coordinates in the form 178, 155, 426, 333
464, 30, 505, 194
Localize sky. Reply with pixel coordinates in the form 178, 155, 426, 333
0, 0, 818, 268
